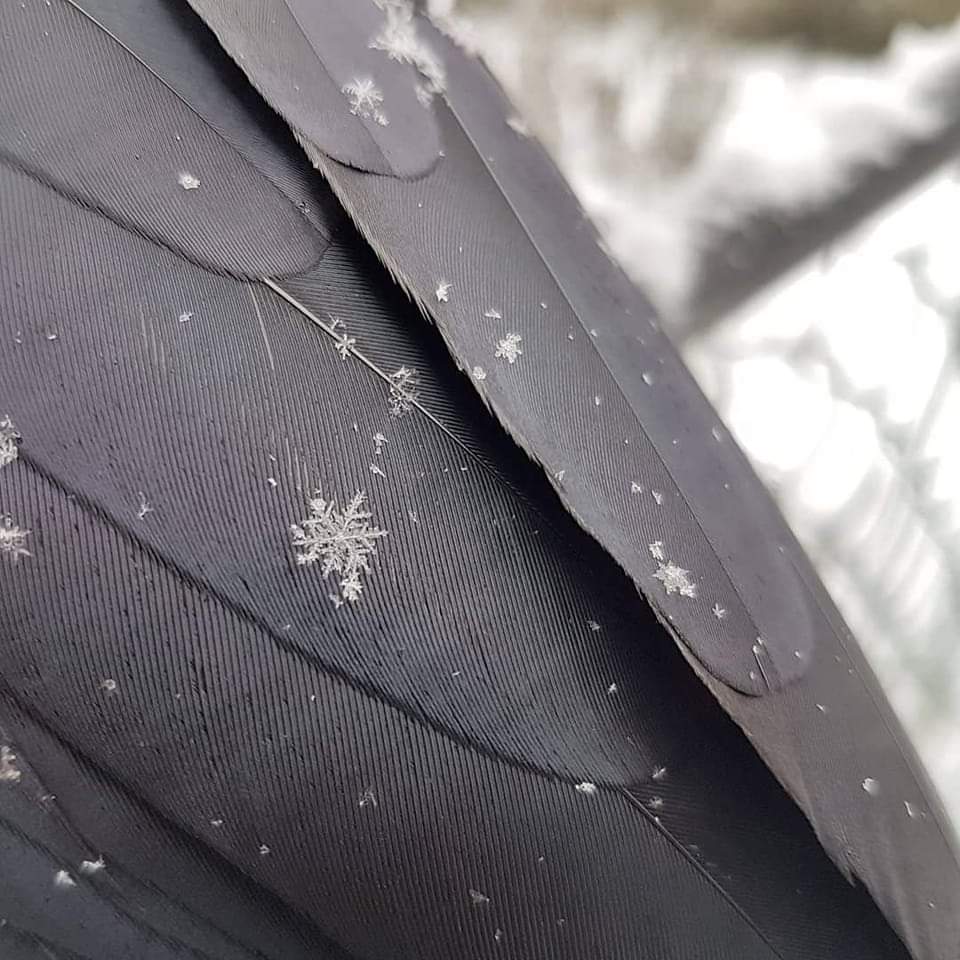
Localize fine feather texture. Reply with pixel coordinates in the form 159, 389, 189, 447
0, 1, 957, 959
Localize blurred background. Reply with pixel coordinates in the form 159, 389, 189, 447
430, 0, 960, 833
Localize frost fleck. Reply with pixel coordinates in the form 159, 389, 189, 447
607, 683, 618, 695
630, 481, 642, 494
342, 77, 389, 126
587, 619, 601, 632
711, 426, 723, 442
210, 818, 224, 828
0, 517, 31, 562
0, 416, 20, 467
258, 844, 271, 856
469, 888, 490, 905
100, 678, 117, 693
712, 603, 727, 620
388, 366, 419, 417
435, 280, 451, 303
648, 540, 665, 561
291, 491, 387, 604
575, 781, 597, 796
472, 366, 487, 381
651, 489, 664, 505
904, 800, 920, 818
0, 745, 21, 783
652, 765, 668, 781
593, 395, 601, 406
642, 371, 655, 385
373, 433, 388, 456
359, 786, 378, 809
369, 462, 386, 479
816, 703, 829, 713
555, 469, 565, 482
178, 310, 193, 323
647, 796, 664, 810
136, 493, 152, 520
483, 308, 502, 319
494, 333, 522, 364
79, 857, 105, 875
653, 561, 697, 598
177, 171, 200, 190
53, 870, 76, 889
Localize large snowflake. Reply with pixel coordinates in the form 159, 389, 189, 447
342, 77, 389, 126
653, 560, 697, 598
291, 491, 387, 604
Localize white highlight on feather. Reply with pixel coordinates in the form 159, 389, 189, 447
342, 78, 389, 126
494, 333, 523, 364
291, 491, 387, 604
177, 172, 200, 190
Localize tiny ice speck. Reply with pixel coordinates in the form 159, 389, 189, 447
177, 171, 200, 190
575, 781, 597, 796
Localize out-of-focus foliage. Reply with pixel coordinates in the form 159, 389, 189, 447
461, 0, 960, 54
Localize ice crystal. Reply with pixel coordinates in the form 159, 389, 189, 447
653, 561, 697, 598
53, 870, 76, 889
291, 491, 387, 604
373, 433, 388, 456
0, 416, 20, 467
342, 78, 389, 126
483, 308, 502, 319
177, 171, 200, 190
0, 517, 30, 562
79, 857, 105, 875
575, 782, 597, 796
712, 603, 728, 620
469, 888, 490, 905
472, 366, 487, 381
494, 333, 522, 364
435, 280, 451, 303
359, 786, 378, 809
336, 335, 356, 360
648, 540, 665, 561
388, 366, 419, 417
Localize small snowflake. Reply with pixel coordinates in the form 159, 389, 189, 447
373, 433, 388, 456
178, 310, 193, 323
653, 561, 697, 598
483, 308, 502, 319
607, 683, 618, 695
335, 335, 356, 360
651, 489, 664, 505
494, 333, 522, 364
388, 365, 419, 417
79, 857, 105, 875
575, 782, 597, 796
136, 493, 152, 520
472, 366, 487, 381
469, 888, 490, 906
587, 619, 601, 632
342, 77, 389, 126
0, 517, 31, 562
648, 541, 665, 561
53, 870, 76, 889
291, 491, 387, 603
177, 171, 200, 190
359, 786, 378, 809
712, 603, 727, 620
435, 280, 451, 303
630, 481, 642, 494
369, 462, 386, 478
652, 765, 668, 781
0, 416, 20, 467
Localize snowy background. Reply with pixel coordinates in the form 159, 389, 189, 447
431, 0, 960, 835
